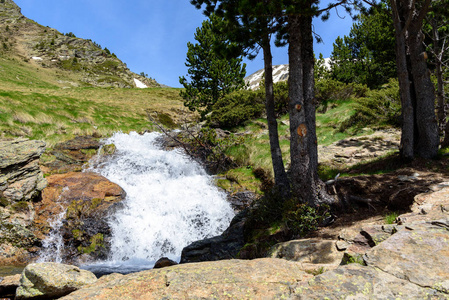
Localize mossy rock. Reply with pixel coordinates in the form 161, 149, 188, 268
99, 143, 116, 156
77, 233, 104, 255
341, 251, 366, 266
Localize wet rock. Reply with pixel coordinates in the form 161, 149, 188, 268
226, 191, 257, 212
153, 257, 178, 269
16, 263, 97, 300
41, 136, 103, 175
0, 138, 47, 204
33, 172, 126, 263
291, 264, 445, 299
0, 273, 21, 298
180, 210, 246, 263
60, 258, 312, 300
55, 136, 100, 151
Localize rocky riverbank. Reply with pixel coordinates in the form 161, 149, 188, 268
1, 181, 447, 298
1, 134, 448, 299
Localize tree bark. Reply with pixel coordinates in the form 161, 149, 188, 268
406, 1, 439, 158
262, 35, 290, 196
431, 19, 446, 132
391, 0, 415, 160
390, 0, 439, 159
288, 15, 335, 207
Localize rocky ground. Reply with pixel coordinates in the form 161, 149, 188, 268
2, 181, 447, 299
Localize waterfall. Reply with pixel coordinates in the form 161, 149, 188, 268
37, 188, 69, 263
84, 131, 234, 273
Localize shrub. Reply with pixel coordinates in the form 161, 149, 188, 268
282, 201, 330, 237
208, 89, 265, 128
315, 78, 368, 113
339, 78, 401, 131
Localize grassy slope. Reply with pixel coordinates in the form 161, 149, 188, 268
0, 56, 187, 146
219, 99, 368, 194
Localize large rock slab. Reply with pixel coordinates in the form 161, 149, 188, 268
397, 182, 449, 225
33, 172, 126, 263
0, 139, 46, 264
16, 263, 97, 300
61, 258, 313, 300
0, 138, 47, 203
363, 222, 449, 294
291, 264, 445, 299
40, 135, 103, 175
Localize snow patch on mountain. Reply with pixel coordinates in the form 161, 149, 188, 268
134, 78, 148, 88
244, 59, 331, 90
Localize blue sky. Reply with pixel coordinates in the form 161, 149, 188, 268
15, 0, 354, 87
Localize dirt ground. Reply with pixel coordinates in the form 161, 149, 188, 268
312, 139, 449, 239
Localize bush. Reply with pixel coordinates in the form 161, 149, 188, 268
315, 78, 368, 113
208, 89, 265, 128
282, 201, 330, 237
208, 81, 291, 129
339, 78, 401, 131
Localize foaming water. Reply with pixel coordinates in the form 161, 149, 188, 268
37, 188, 69, 263
84, 132, 234, 274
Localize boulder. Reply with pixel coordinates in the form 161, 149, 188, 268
0, 138, 47, 204
291, 264, 445, 299
41, 136, 102, 175
55, 136, 101, 151
0, 274, 21, 298
33, 172, 126, 263
16, 263, 97, 300
269, 238, 343, 273
153, 257, 178, 269
227, 191, 257, 212
180, 210, 246, 263
60, 258, 312, 300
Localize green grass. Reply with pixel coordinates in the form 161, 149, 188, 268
385, 211, 399, 224
215, 167, 263, 195
0, 56, 191, 146
224, 99, 360, 182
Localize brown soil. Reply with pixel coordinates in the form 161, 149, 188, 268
310, 153, 449, 240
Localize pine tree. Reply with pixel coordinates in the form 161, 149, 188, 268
191, 0, 340, 206
330, 2, 396, 88
191, 0, 291, 196
179, 14, 246, 119
390, 0, 439, 159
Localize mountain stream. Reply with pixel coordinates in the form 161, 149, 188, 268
79, 131, 234, 274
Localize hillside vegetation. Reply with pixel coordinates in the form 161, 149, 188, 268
0, 56, 188, 145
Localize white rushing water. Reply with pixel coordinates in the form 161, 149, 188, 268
37, 188, 69, 263
84, 131, 234, 273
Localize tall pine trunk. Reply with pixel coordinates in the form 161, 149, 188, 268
408, 23, 439, 158
391, 0, 415, 160
262, 35, 290, 196
287, 15, 334, 207
390, 0, 439, 160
